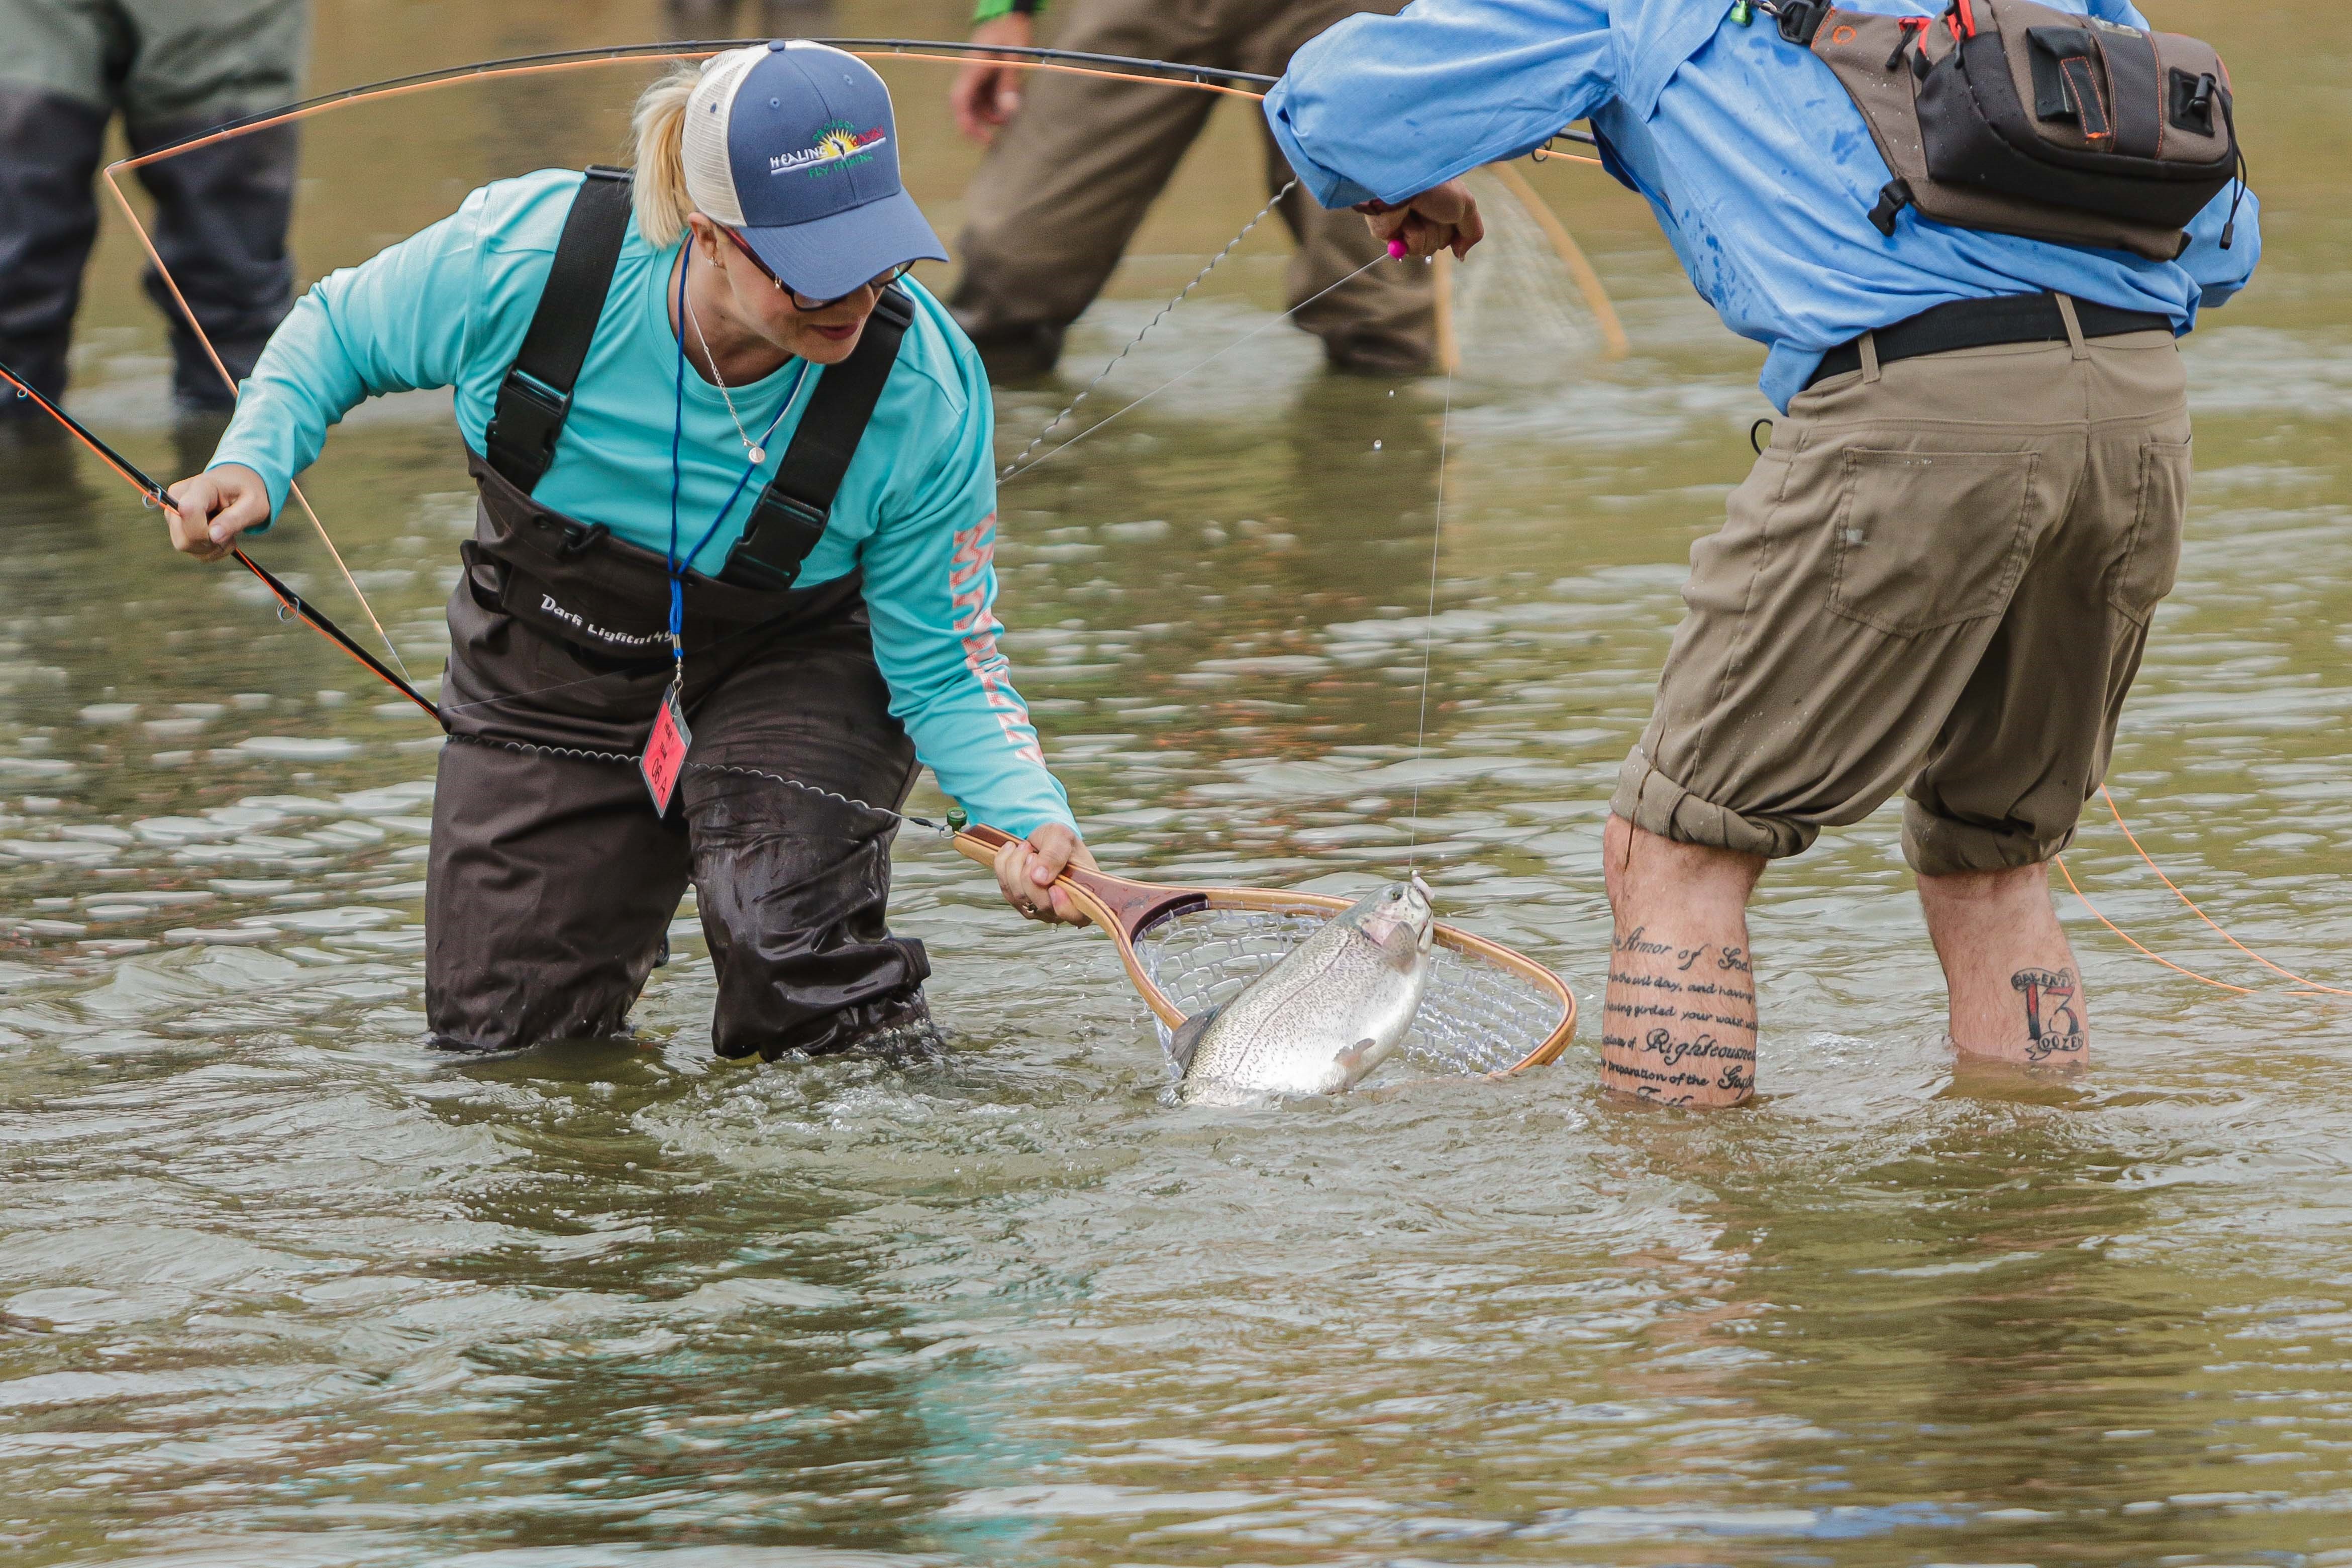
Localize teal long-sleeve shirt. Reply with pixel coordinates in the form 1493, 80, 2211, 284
213, 168, 1074, 838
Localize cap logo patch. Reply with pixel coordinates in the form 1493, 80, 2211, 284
768, 120, 887, 179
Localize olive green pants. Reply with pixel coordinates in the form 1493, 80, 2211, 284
1612, 318, 2193, 877
0, 0, 306, 123
949, 0, 1434, 375
0, 0, 307, 407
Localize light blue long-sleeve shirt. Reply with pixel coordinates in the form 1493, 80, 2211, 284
1266, 0, 2260, 410
213, 168, 1074, 837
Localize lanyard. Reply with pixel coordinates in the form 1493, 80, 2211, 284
665, 255, 813, 688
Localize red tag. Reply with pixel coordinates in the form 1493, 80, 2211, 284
641, 686, 691, 814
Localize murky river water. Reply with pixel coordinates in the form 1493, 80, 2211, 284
6, 2, 2351, 1562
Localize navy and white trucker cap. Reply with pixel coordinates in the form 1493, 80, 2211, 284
681, 41, 947, 300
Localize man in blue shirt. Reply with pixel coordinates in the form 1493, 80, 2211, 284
1266, 0, 2259, 1105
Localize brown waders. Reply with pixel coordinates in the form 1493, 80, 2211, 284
948, 0, 1435, 376
425, 170, 934, 1060
430, 458, 933, 1060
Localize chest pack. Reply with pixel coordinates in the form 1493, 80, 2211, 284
481, 164, 915, 592
1766, 0, 2243, 260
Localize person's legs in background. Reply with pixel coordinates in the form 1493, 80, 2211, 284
948, 0, 1223, 375
118, 0, 307, 410
1242, 0, 1433, 375
0, 0, 116, 414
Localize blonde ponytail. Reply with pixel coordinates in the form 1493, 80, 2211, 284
631, 63, 700, 248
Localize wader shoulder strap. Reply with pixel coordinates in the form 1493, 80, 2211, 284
484, 165, 635, 494
720, 284, 919, 592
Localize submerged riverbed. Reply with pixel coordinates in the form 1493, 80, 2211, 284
6, 2, 2351, 1563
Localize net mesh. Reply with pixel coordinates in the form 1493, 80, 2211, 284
1132, 905, 1568, 1080
1451, 169, 1606, 383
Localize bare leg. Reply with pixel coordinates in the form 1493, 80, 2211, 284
1916, 864, 2087, 1069
1600, 814, 1764, 1108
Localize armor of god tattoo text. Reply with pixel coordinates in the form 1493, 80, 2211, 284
1601, 927, 1758, 1102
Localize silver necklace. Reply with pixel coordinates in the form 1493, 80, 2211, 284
684, 272, 793, 466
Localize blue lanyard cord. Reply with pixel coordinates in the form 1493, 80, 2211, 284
664, 251, 815, 671
668, 257, 689, 672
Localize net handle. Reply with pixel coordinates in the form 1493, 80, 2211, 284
952, 826, 1579, 1072
955, 825, 1198, 1027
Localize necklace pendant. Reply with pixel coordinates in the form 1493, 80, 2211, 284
747, 444, 766, 465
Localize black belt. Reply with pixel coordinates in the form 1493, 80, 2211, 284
1805, 293, 2173, 390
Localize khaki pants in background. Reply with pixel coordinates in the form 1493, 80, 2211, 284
949, 0, 1435, 376
1611, 312, 2194, 878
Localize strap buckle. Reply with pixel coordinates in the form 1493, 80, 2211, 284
485, 368, 571, 485
1774, 0, 1829, 46
720, 492, 829, 591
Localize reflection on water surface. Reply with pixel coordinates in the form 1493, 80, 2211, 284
5, 1, 2351, 1562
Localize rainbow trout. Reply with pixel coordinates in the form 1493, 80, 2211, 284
1171, 877, 1435, 1106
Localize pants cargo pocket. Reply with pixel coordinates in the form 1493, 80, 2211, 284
2107, 435, 2192, 625
1826, 448, 2043, 636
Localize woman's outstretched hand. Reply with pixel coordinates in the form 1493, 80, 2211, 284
1360, 179, 1486, 261
994, 823, 1097, 925
164, 463, 271, 562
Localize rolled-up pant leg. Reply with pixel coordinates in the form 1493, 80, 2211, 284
427, 737, 689, 1053
683, 621, 930, 1061
0, 84, 106, 409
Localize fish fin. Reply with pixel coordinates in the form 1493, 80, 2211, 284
1332, 1036, 1400, 1093
1168, 1007, 1220, 1075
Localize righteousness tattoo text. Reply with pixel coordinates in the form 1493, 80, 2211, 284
1601, 928, 1758, 1102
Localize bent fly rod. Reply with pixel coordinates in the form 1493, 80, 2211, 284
110, 38, 1602, 171
0, 361, 445, 727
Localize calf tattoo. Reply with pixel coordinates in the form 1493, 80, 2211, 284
2010, 966, 2086, 1062
1602, 927, 1758, 1102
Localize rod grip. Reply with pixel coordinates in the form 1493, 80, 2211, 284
952, 824, 1018, 870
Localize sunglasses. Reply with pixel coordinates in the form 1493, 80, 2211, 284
720, 226, 914, 311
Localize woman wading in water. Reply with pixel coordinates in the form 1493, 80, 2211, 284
163, 42, 1094, 1057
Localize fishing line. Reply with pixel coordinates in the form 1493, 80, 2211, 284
2052, 854, 2252, 994
2052, 786, 2352, 998
1405, 363, 1455, 869
2096, 785, 2350, 995
1001, 180, 1297, 479
999, 253, 1389, 484
32, 35, 2318, 1002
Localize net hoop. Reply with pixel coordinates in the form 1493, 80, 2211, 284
953, 829, 1577, 1075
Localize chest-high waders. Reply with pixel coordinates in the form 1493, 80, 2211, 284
426, 166, 938, 1059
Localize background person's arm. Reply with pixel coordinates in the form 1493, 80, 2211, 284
951, 0, 1040, 144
